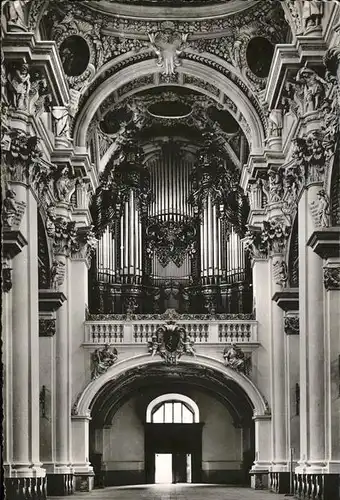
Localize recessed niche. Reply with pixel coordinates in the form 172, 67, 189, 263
246, 37, 274, 78
59, 35, 90, 77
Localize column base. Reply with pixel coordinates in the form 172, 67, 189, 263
250, 472, 269, 489
74, 473, 94, 492
46, 473, 74, 496
5, 477, 47, 500
294, 473, 340, 500
269, 471, 291, 494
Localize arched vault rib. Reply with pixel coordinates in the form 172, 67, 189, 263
73, 58, 266, 152
74, 354, 270, 419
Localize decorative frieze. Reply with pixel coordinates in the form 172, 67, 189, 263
323, 267, 340, 291
39, 319, 56, 337
284, 316, 299, 335
91, 344, 118, 379
223, 344, 251, 376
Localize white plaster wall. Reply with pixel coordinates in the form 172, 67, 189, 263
103, 398, 145, 471
100, 388, 243, 473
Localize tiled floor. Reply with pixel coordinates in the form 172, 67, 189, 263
51, 484, 287, 500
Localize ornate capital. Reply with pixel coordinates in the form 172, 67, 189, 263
284, 316, 299, 335
52, 217, 78, 256
71, 226, 98, 265
262, 218, 291, 254
323, 267, 340, 291
243, 229, 268, 260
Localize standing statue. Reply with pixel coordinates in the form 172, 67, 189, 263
91, 344, 118, 379
7, 60, 31, 111
296, 66, 326, 113
302, 1, 323, 34
148, 31, 188, 76
51, 106, 71, 139
53, 165, 76, 203
268, 170, 283, 203
4, 0, 30, 31
309, 189, 330, 228
2, 188, 18, 227
50, 260, 66, 289
267, 109, 283, 138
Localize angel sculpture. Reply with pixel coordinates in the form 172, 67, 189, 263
91, 344, 118, 380
148, 31, 188, 76
223, 344, 247, 374
4, 0, 30, 31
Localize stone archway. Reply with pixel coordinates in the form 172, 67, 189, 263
73, 57, 266, 152
71, 354, 271, 487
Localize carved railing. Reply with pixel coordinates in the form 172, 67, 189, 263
84, 316, 258, 345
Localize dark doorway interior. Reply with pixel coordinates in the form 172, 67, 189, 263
145, 423, 203, 483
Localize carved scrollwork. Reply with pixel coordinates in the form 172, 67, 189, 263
146, 216, 197, 268
323, 267, 340, 291
148, 30, 188, 76
284, 316, 299, 335
148, 318, 195, 365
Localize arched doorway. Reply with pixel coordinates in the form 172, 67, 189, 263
145, 393, 202, 484
80, 358, 266, 488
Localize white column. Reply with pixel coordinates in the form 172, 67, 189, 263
9, 184, 45, 479
55, 254, 72, 473
270, 254, 288, 473
296, 184, 325, 473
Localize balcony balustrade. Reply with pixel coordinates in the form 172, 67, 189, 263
84, 314, 258, 346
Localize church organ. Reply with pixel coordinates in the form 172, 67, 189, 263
90, 135, 252, 315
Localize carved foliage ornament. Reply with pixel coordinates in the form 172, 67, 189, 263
148, 320, 195, 365
2, 262, 13, 293
245, 218, 291, 259
323, 267, 340, 291
146, 216, 197, 268
148, 30, 188, 76
284, 316, 299, 335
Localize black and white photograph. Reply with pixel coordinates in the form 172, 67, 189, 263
1, 1, 340, 499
